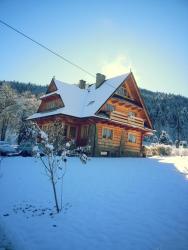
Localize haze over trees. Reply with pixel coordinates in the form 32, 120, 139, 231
0, 80, 188, 143
0, 81, 40, 143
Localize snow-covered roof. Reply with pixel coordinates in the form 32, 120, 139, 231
28, 74, 129, 120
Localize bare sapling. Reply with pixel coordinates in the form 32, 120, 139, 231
31, 123, 88, 213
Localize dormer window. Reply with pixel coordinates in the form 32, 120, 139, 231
46, 101, 56, 111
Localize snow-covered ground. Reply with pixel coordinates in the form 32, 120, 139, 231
157, 156, 188, 179
0, 156, 188, 250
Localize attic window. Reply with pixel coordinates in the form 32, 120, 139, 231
87, 101, 95, 106
46, 101, 56, 110
116, 86, 128, 97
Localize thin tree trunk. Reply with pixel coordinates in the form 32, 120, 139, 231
60, 179, 63, 211
1, 126, 6, 141
0, 116, 9, 141
51, 178, 60, 213
176, 115, 181, 148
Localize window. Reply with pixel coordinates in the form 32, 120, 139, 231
128, 134, 136, 143
115, 86, 128, 97
102, 128, 113, 139
105, 104, 115, 112
49, 122, 62, 137
81, 126, 89, 139
69, 126, 77, 139
63, 125, 68, 137
128, 112, 136, 118
46, 101, 56, 110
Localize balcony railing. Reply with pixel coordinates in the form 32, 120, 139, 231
110, 111, 144, 128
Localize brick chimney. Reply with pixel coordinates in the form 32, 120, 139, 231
96, 73, 106, 88
78, 79, 86, 89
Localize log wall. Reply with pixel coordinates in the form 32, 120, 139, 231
35, 117, 143, 157
96, 122, 142, 157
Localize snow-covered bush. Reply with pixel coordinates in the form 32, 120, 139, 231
144, 144, 172, 156
41, 121, 67, 154
157, 145, 172, 156
76, 145, 91, 155
144, 144, 188, 157
171, 147, 188, 156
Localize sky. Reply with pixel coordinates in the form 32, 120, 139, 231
0, 0, 188, 96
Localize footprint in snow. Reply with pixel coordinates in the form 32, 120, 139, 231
3, 213, 9, 217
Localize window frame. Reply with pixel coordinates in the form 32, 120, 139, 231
63, 124, 68, 137
128, 133, 136, 143
81, 125, 89, 139
69, 126, 77, 139
46, 100, 56, 111
115, 86, 128, 97
102, 127, 113, 140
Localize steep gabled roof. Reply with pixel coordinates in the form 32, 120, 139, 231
28, 72, 153, 129
28, 73, 129, 119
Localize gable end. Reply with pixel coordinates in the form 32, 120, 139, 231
46, 78, 57, 94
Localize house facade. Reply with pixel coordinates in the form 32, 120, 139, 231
28, 72, 153, 156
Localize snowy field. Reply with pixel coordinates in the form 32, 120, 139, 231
0, 156, 188, 250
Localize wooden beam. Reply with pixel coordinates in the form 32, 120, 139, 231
118, 102, 124, 106
111, 99, 118, 104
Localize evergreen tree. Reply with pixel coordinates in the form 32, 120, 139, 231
159, 130, 170, 145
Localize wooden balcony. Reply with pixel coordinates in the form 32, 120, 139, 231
110, 111, 144, 128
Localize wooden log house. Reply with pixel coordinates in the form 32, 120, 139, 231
28, 72, 153, 156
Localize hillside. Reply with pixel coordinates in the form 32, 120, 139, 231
0, 80, 188, 142
141, 89, 188, 141
0, 80, 47, 96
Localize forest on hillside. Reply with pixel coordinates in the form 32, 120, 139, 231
0, 80, 47, 96
141, 89, 188, 142
0, 80, 188, 143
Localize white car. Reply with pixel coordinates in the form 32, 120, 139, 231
0, 141, 18, 156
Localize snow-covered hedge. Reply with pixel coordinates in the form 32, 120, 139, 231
171, 147, 188, 156
144, 144, 188, 157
